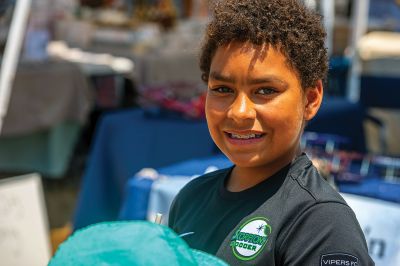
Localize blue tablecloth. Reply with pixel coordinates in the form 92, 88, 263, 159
338, 177, 400, 203
119, 154, 400, 222
73, 109, 215, 229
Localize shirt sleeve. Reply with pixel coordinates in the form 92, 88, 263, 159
277, 202, 375, 266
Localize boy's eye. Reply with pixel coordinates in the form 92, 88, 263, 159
256, 87, 277, 95
210, 86, 234, 94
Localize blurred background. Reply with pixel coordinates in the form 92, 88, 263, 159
0, 0, 399, 265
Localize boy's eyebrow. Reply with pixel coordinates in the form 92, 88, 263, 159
248, 77, 289, 88
209, 71, 289, 87
209, 71, 235, 83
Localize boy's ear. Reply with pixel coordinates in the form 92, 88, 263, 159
304, 80, 323, 121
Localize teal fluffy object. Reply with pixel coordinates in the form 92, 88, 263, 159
49, 221, 228, 266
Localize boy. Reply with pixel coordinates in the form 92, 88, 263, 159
169, 0, 374, 265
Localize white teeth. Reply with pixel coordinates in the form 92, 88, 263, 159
230, 133, 262, 139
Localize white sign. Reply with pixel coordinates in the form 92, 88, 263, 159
342, 193, 400, 266
0, 174, 51, 266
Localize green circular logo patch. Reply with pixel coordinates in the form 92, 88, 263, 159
230, 217, 272, 261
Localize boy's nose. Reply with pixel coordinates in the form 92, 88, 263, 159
227, 93, 256, 122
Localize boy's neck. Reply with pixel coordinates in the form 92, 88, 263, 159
226, 149, 301, 192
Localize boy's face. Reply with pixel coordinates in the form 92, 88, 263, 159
206, 42, 322, 170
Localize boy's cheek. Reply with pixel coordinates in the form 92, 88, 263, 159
205, 101, 229, 114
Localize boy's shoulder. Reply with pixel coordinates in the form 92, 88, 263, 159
286, 154, 347, 206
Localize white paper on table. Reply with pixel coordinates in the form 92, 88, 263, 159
0, 174, 51, 266
342, 193, 400, 266
147, 176, 192, 225
147, 166, 221, 224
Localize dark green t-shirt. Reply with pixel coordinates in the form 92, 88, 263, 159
168, 163, 289, 255
169, 154, 374, 266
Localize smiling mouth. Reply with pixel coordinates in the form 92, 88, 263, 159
225, 132, 265, 140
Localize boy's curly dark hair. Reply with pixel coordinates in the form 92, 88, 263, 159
200, 0, 328, 89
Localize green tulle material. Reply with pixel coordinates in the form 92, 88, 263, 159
49, 221, 228, 266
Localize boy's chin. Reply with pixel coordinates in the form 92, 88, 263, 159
225, 153, 267, 168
